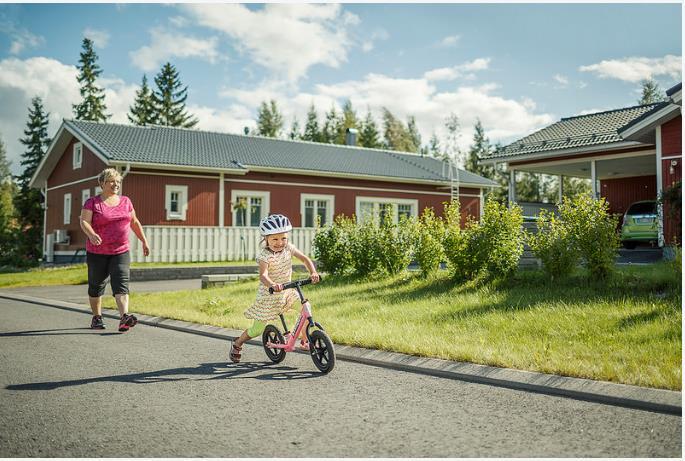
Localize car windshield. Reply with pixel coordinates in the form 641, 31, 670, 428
627, 202, 656, 215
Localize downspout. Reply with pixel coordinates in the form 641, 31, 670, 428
41, 180, 48, 262
120, 163, 131, 194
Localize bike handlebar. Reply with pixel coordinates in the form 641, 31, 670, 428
269, 276, 322, 294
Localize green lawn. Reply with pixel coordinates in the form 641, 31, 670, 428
97, 263, 680, 390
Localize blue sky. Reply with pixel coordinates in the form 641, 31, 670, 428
0, 2, 681, 175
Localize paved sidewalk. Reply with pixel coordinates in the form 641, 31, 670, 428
1, 283, 680, 416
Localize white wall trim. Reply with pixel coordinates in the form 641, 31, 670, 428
128, 171, 219, 179
300, 193, 335, 227
47, 175, 100, 191
661, 155, 682, 160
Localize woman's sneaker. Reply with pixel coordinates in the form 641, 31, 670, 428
90, 315, 105, 329
118, 314, 138, 332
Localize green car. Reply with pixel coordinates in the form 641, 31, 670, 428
620, 200, 657, 249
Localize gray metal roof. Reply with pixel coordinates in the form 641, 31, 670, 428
486, 103, 662, 160
65, 120, 497, 187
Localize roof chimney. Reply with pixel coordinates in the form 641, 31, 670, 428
345, 128, 358, 146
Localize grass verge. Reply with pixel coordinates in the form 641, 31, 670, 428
95, 263, 681, 390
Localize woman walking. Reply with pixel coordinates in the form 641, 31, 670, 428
79, 168, 150, 332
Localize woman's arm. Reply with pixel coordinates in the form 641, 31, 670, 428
130, 209, 150, 257
79, 209, 102, 246
291, 246, 320, 283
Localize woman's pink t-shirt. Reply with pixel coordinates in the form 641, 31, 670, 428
83, 195, 134, 255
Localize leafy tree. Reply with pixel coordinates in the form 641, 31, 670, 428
638, 79, 666, 105
128, 75, 157, 126
0, 134, 18, 265
14, 97, 50, 266
443, 112, 463, 166
465, 119, 494, 178
359, 110, 381, 148
256, 99, 283, 138
427, 133, 445, 160
72, 37, 109, 122
288, 116, 301, 140
152, 62, 198, 128
302, 104, 322, 142
335, 99, 359, 145
406, 116, 422, 153
382, 108, 416, 152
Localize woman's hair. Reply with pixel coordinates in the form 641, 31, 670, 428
98, 168, 123, 186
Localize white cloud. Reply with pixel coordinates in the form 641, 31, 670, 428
362, 28, 390, 53
553, 74, 568, 86
181, 3, 356, 82
579, 55, 682, 83
439, 35, 460, 47
424, 58, 490, 81
0, 21, 44, 55
130, 27, 220, 72
83, 28, 110, 48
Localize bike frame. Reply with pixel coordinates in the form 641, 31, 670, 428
265, 284, 313, 352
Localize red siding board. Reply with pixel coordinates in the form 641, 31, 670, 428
662, 116, 682, 156
600, 176, 657, 223
48, 139, 107, 188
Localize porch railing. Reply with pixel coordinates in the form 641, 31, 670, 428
128, 226, 318, 263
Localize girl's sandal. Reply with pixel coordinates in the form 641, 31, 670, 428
229, 343, 242, 363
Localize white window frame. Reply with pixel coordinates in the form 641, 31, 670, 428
230, 189, 270, 227
300, 193, 335, 227
81, 188, 91, 206
355, 196, 419, 224
165, 185, 188, 221
72, 142, 83, 169
63, 193, 72, 225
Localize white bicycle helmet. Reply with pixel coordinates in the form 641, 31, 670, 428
259, 214, 292, 236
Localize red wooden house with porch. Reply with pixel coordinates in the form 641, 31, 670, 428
481, 82, 682, 251
30, 120, 497, 263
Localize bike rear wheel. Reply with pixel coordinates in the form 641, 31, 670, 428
262, 324, 286, 363
309, 329, 335, 373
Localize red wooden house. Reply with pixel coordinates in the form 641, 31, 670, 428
30, 120, 497, 263
482, 82, 682, 250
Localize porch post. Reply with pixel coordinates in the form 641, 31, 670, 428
590, 160, 598, 199
479, 187, 484, 221
42, 180, 48, 261
219, 172, 225, 228
558, 175, 564, 204
656, 125, 664, 247
509, 169, 516, 208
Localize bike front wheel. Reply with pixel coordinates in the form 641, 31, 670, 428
262, 324, 286, 363
309, 329, 335, 373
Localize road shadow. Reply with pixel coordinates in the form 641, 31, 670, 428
0, 328, 119, 337
5, 361, 320, 391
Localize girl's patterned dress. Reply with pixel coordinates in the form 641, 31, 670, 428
244, 243, 299, 322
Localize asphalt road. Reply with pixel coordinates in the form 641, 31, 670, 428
0, 297, 681, 457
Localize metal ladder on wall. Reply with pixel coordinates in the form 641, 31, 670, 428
442, 157, 460, 202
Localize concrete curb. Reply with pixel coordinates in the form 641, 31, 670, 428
1, 291, 681, 416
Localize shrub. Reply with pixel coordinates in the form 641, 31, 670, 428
348, 216, 384, 276
442, 200, 469, 278
313, 215, 354, 275
527, 209, 578, 280
413, 207, 445, 277
477, 198, 525, 279
558, 194, 620, 280
377, 213, 416, 275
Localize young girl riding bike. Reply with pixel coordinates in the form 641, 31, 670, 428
229, 214, 320, 363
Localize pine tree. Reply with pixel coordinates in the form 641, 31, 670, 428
0, 134, 18, 265
428, 133, 445, 159
382, 108, 416, 152
466, 119, 494, 177
152, 62, 198, 128
359, 110, 381, 148
72, 37, 109, 122
289, 117, 301, 140
321, 105, 341, 144
128, 75, 157, 126
638, 79, 666, 105
256, 100, 283, 138
302, 104, 321, 142
14, 97, 50, 266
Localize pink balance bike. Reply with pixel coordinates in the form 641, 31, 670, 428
263, 277, 336, 374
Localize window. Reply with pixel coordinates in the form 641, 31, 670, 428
94, 186, 102, 195
81, 189, 91, 206
165, 185, 188, 220
231, 190, 270, 227
63, 193, 72, 225
301, 194, 334, 227
72, 143, 83, 169
355, 197, 418, 224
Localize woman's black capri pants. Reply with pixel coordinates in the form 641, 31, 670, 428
86, 251, 131, 298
